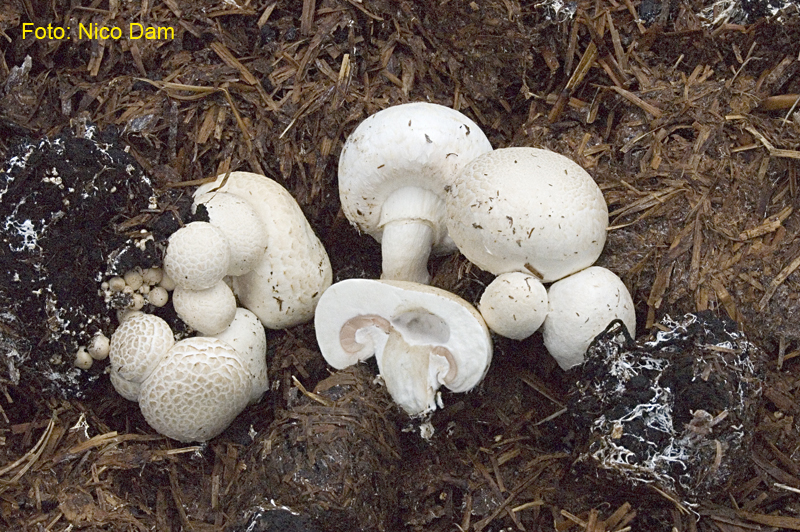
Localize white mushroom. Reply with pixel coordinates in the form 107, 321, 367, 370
195, 172, 332, 329
338, 102, 493, 284
163, 221, 231, 290
542, 266, 636, 370
138, 337, 251, 442
172, 280, 237, 335
207, 308, 268, 405
193, 191, 268, 276
314, 278, 492, 416
74, 347, 92, 370
87, 332, 110, 360
478, 272, 548, 340
446, 147, 608, 283
108, 313, 175, 401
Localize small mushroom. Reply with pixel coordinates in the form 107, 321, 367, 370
138, 337, 251, 442
172, 280, 237, 335
446, 147, 608, 283
163, 221, 231, 290
338, 102, 493, 284
207, 307, 268, 405
542, 266, 636, 370
108, 313, 175, 401
478, 272, 548, 340
315, 278, 492, 416
194, 172, 332, 329
193, 191, 268, 276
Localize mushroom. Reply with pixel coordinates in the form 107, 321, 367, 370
163, 221, 231, 290
338, 102, 493, 284
542, 266, 636, 370
314, 278, 492, 416
478, 272, 548, 340
138, 337, 251, 442
207, 307, 268, 405
194, 172, 332, 329
172, 280, 237, 335
445, 147, 608, 283
193, 191, 268, 276
108, 312, 175, 401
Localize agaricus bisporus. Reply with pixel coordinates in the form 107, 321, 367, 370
314, 278, 492, 416
194, 172, 332, 329
138, 337, 251, 442
338, 102, 493, 284
543, 266, 635, 370
108, 312, 175, 401
445, 147, 609, 340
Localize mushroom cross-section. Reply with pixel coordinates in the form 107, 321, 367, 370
314, 278, 492, 416
338, 102, 493, 284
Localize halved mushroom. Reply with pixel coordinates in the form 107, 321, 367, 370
314, 279, 492, 416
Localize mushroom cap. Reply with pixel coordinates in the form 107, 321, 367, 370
542, 266, 636, 370
446, 147, 608, 282
138, 337, 251, 442
207, 308, 268, 405
172, 281, 237, 335
338, 102, 492, 251
109, 312, 174, 387
314, 278, 492, 394
479, 272, 548, 340
193, 191, 268, 276
163, 221, 231, 290
195, 172, 332, 329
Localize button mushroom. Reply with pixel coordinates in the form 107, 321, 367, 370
314, 278, 492, 416
138, 337, 251, 442
171, 280, 237, 335
338, 102, 493, 284
478, 272, 548, 340
163, 221, 231, 291
108, 313, 175, 401
194, 172, 332, 329
542, 266, 636, 370
206, 307, 268, 405
446, 147, 608, 283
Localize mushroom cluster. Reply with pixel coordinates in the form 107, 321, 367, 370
166, 171, 333, 333
107, 308, 268, 442
444, 147, 635, 369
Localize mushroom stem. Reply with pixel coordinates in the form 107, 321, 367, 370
380, 220, 434, 284
340, 314, 392, 354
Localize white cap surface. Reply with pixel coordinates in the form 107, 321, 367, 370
542, 266, 636, 370
195, 172, 332, 329
314, 278, 492, 416
109, 313, 175, 401
194, 191, 268, 276
172, 281, 237, 335
479, 272, 548, 340
138, 337, 251, 442
446, 147, 608, 282
208, 308, 268, 404
164, 222, 231, 290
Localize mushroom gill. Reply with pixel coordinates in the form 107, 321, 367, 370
339, 314, 392, 354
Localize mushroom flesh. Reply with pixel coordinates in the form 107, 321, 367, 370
315, 278, 492, 416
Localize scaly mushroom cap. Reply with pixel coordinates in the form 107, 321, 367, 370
108, 313, 175, 401
446, 147, 608, 283
542, 266, 636, 370
138, 337, 251, 442
208, 308, 268, 405
195, 172, 332, 329
172, 281, 237, 335
479, 272, 548, 340
338, 102, 493, 283
314, 278, 492, 416
193, 191, 268, 276
163, 221, 231, 290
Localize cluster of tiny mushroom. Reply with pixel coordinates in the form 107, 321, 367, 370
75, 102, 635, 442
